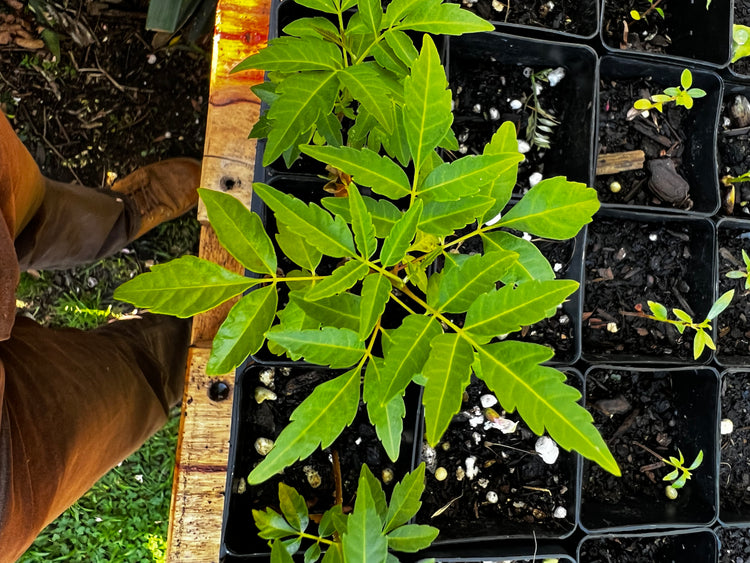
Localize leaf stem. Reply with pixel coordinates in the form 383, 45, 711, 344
295, 532, 335, 546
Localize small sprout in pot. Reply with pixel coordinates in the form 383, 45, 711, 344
635, 442, 704, 500
633, 69, 706, 112
726, 249, 750, 290
733, 24, 750, 63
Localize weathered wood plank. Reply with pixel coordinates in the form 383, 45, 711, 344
167, 0, 269, 560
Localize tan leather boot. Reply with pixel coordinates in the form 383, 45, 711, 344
111, 158, 201, 239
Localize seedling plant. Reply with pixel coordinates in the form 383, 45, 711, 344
629, 0, 665, 22
255, 464, 437, 563
634, 290, 734, 359
115, 0, 619, 506
633, 69, 706, 112
732, 24, 750, 64
726, 250, 750, 290
635, 442, 704, 500
525, 68, 560, 150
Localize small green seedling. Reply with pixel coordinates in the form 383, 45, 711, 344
633, 69, 706, 112
732, 24, 750, 63
722, 170, 750, 187
525, 68, 560, 150
635, 442, 704, 500
726, 250, 750, 290
630, 0, 665, 21
253, 464, 438, 563
637, 289, 734, 359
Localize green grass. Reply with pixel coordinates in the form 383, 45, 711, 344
19, 413, 179, 563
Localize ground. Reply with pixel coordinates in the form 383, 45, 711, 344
0, 0, 210, 560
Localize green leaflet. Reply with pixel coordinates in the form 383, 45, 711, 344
383, 0, 422, 28
322, 546, 344, 563
481, 121, 520, 219
305, 260, 370, 301
206, 285, 278, 374
338, 63, 401, 134
364, 358, 405, 461
372, 41, 409, 76
348, 106, 378, 149
282, 17, 339, 40
358, 0, 383, 34
322, 196, 401, 239
317, 111, 344, 146
422, 333, 473, 445
380, 314, 442, 405
381, 200, 423, 268
276, 220, 323, 272
382, 106, 411, 167
267, 327, 365, 368
278, 482, 309, 532
403, 35, 452, 169
383, 30, 418, 68
301, 145, 411, 199
289, 290, 361, 331
304, 544, 321, 563
264, 71, 339, 165
254, 182, 356, 258
498, 177, 600, 240
113, 255, 255, 318
232, 36, 343, 73
248, 368, 361, 484
481, 231, 555, 284
386, 525, 440, 553
199, 188, 276, 275
432, 250, 518, 314
397, 0, 495, 34
359, 273, 392, 338
418, 153, 523, 201
342, 466, 389, 563
418, 197, 494, 237
464, 279, 579, 339
349, 184, 377, 259
384, 463, 425, 533
253, 505, 298, 539
476, 341, 620, 476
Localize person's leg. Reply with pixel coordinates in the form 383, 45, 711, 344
0, 314, 190, 562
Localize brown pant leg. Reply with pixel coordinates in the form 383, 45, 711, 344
0, 314, 190, 562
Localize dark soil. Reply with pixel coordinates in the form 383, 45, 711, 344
717, 526, 750, 563
719, 372, 750, 521
450, 62, 569, 196
731, 0, 750, 77
449, 0, 598, 37
416, 377, 577, 541
602, 0, 673, 55
225, 366, 410, 556
580, 368, 713, 530
583, 217, 713, 362
717, 90, 750, 217
717, 224, 750, 363
0, 0, 207, 322
596, 74, 693, 210
580, 531, 717, 562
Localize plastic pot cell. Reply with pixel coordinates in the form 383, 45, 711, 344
600, 0, 732, 68
716, 218, 750, 366
594, 55, 722, 216
447, 32, 596, 198
717, 82, 750, 218
450, 0, 599, 40
579, 366, 719, 534
718, 370, 750, 525
578, 529, 718, 562
413, 372, 581, 544
582, 208, 717, 364
221, 364, 417, 558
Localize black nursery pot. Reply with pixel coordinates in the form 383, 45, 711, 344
412, 371, 582, 544
600, 0, 732, 68
595, 55, 722, 217
582, 208, 717, 364
221, 364, 419, 558
418, 547, 573, 563
716, 218, 750, 366
578, 366, 720, 534
447, 32, 596, 196
717, 82, 750, 219
718, 369, 750, 526
578, 528, 719, 562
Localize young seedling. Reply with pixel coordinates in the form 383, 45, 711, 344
635, 442, 703, 500
253, 464, 438, 563
732, 24, 750, 63
525, 67, 561, 150
631, 289, 734, 359
726, 249, 750, 290
630, 0, 665, 22
721, 170, 750, 187
633, 69, 707, 112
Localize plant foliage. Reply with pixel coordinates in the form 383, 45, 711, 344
115, 0, 619, 488
633, 69, 706, 112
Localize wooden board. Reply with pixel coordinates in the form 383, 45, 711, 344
167, 1, 270, 560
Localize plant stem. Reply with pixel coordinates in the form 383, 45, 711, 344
296, 532, 335, 546
633, 440, 667, 464
641, 0, 665, 18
